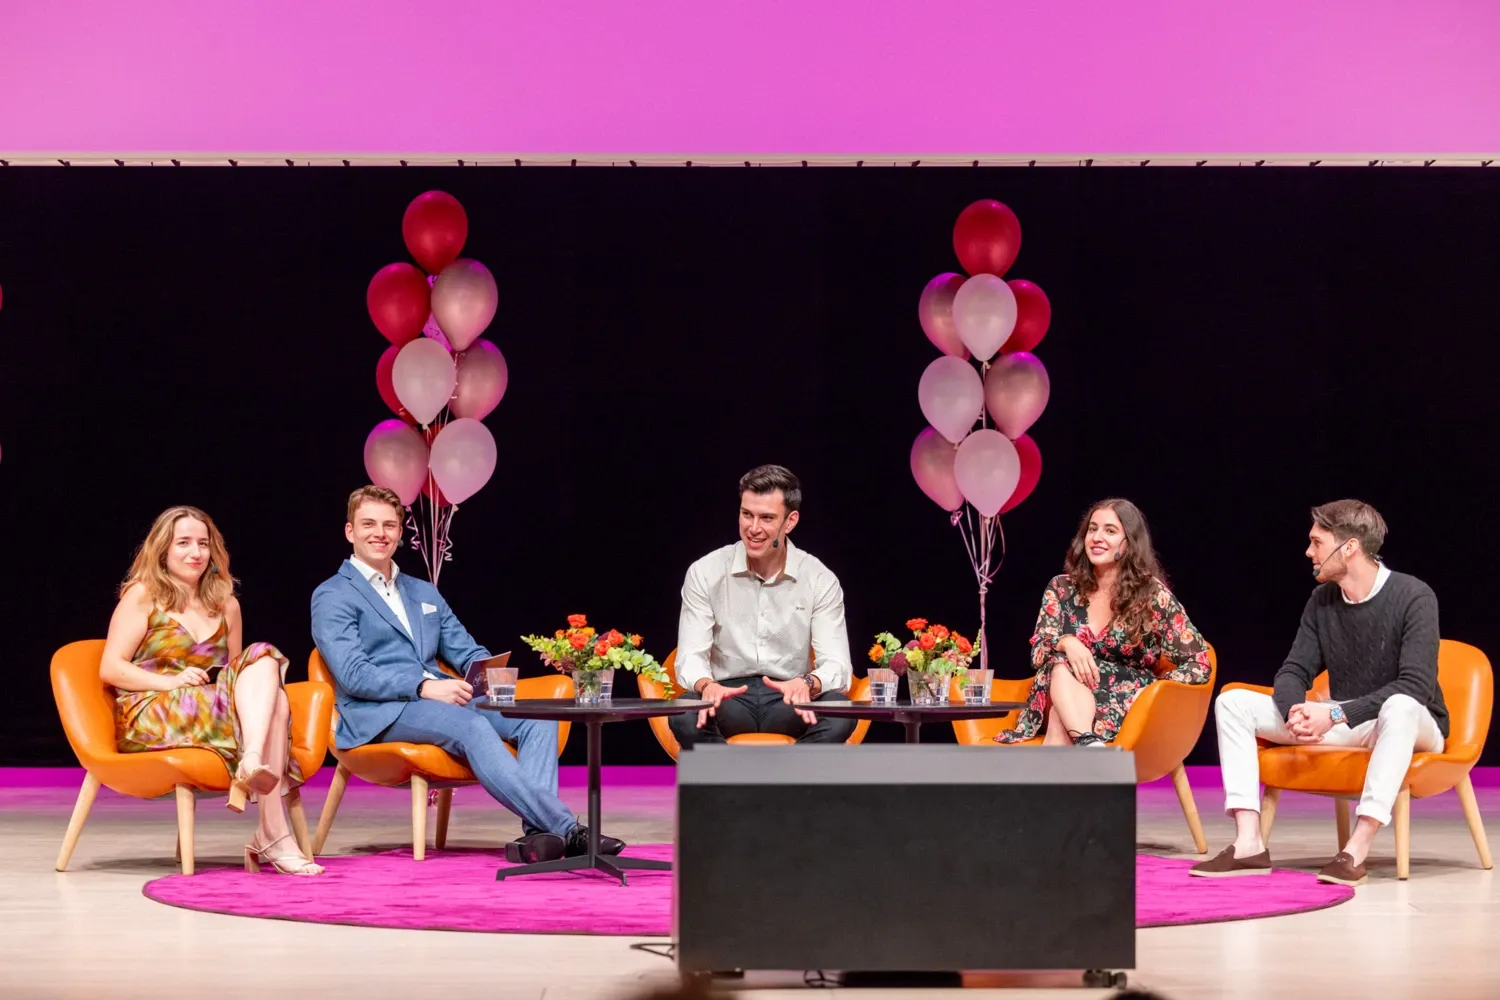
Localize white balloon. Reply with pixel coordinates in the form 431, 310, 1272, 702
951, 274, 1018, 361
917, 356, 984, 445
391, 337, 456, 426
954, 429, 1021, 517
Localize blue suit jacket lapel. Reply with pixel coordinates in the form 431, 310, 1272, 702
338, 561, 417, 649
396, 574, 429, 660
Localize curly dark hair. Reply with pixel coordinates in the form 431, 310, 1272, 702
1064, 498, 1166, 639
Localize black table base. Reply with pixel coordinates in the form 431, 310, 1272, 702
484, 698, 705, 886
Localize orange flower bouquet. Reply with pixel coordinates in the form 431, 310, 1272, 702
521, 614, 666, 701
868, 617, 980, 704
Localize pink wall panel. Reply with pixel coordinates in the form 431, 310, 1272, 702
2, 0, 1497, 157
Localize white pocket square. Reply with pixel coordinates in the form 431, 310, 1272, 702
421, 602, 438, 614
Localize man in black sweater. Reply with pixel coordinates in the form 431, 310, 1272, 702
1191, 500, 1448, 886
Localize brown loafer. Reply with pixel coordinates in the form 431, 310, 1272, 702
1189, 846, 1272, 877
1316, 852, 1368, 886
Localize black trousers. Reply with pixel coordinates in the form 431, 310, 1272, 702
668, 675, 858, 746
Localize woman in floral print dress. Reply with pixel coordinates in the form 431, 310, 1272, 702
997, 499, 1212, 746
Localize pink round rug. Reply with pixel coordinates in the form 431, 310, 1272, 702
143, 846, 1353, 934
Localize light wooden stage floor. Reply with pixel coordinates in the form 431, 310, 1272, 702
2, 766, 1498, 1000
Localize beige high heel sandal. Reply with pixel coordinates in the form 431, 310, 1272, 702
244, 833, 325, 876
236, 751, 280, 797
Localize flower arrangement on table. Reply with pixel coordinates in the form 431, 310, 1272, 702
521, 614, 667, 700
867, 618, 981, 703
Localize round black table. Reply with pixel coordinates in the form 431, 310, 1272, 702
792, 699, 1026, 743
477, 697, 707, 885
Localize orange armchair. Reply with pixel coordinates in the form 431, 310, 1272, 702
637, 648, 872, 758
952, 645, 1219, 854
1222, 638, 1493, 880
307, 649, 573, 860
51, 639, 333, 875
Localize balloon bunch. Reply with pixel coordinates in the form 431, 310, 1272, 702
910, 199, 1053, 669
362, 192, 507, 584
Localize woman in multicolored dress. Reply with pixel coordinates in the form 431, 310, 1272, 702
100, 506, 323, 875
997, 498, 1212, 747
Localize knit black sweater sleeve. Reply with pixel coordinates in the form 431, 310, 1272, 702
1339, 588, 1441, 728
1272, 593, 1324, 721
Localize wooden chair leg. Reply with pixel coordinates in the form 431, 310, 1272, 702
434, 788, 453, 850
55, 772, 101, 872
286, 786, 313, 859
1259, 786, 1281, 845
1456, 773, 1493, 870
312, 763, 350, 855
1170, 764, 1208, 854
175, 785, 196, 876
411, 775, 429, 862
1335, 798, 1351, 850
1394, 787, 1411, 880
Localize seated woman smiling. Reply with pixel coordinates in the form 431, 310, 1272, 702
101, 505, 322, 875
997, 498, 1211, 747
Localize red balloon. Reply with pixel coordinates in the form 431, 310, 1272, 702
999, 434, 1042, 514
367, 263, 430, 346
403, 191, 469, 275
953, 200, 1022, 278
1004, 279, 1051, 354
376, 345, 416, 424
421, 422, 452, 506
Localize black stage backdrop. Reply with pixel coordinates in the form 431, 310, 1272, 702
2, 168, 1498, 767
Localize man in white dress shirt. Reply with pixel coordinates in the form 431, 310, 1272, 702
668, 465, 857, 746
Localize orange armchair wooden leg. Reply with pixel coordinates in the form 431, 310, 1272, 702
1456, 774, 1494, 870
1335, 798, 1351, 850
1170, 765, 1208, 854
287, 786, 313, 860
411, 775, 430, 862
1394, 788, 1411, 880
313, 763, 350, 855
55, 772, 100, 872
435, 788, 453, 850
1259, 786, 1281, 845
175, 785, 196, 876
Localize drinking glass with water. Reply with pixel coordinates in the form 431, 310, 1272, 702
962, 668, 993, 705
868, 667, 898, 705
486, 666, 519, 705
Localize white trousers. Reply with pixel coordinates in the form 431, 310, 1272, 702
1215, 689, 1444, 827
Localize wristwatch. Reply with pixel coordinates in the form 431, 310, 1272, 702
804, 674, 821, 698
416, 679, 429, 700
1329, 703, 1347, 726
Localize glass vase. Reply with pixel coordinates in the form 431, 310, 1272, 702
573, 668, 615, 706
909, 670, 948, 706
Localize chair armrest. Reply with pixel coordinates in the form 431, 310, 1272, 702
952, 677, 1035, 744
286, 681, 334, 763
1220, 681, 1273, 696
1114, 677, 1213, 783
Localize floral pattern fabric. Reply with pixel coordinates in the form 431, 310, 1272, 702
995, 574, 1211, 743
114, 608, 303, 787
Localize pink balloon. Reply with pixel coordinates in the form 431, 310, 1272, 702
431, 259, 498, 352
951, 274, 1017, 361
917, 356, 984, 445
363, 420, 429, 506
392, 337, 456, 426
910, 427, 963, 511
451, 339, 509, 420
954, 429, 1021, 518
428, 417, 497, 504
999, 434, 1042, 514
917, 273, 970, 359
984, 352, 1050, 439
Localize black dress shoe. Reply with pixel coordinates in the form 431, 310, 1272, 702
504, 832, 565, 863
564, 825, 626, 857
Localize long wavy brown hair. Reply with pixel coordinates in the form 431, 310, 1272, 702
120, 506, 237, 616
1063, 498, 1166, 639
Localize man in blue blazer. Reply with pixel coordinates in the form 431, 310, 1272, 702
311, 485, 623, 863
